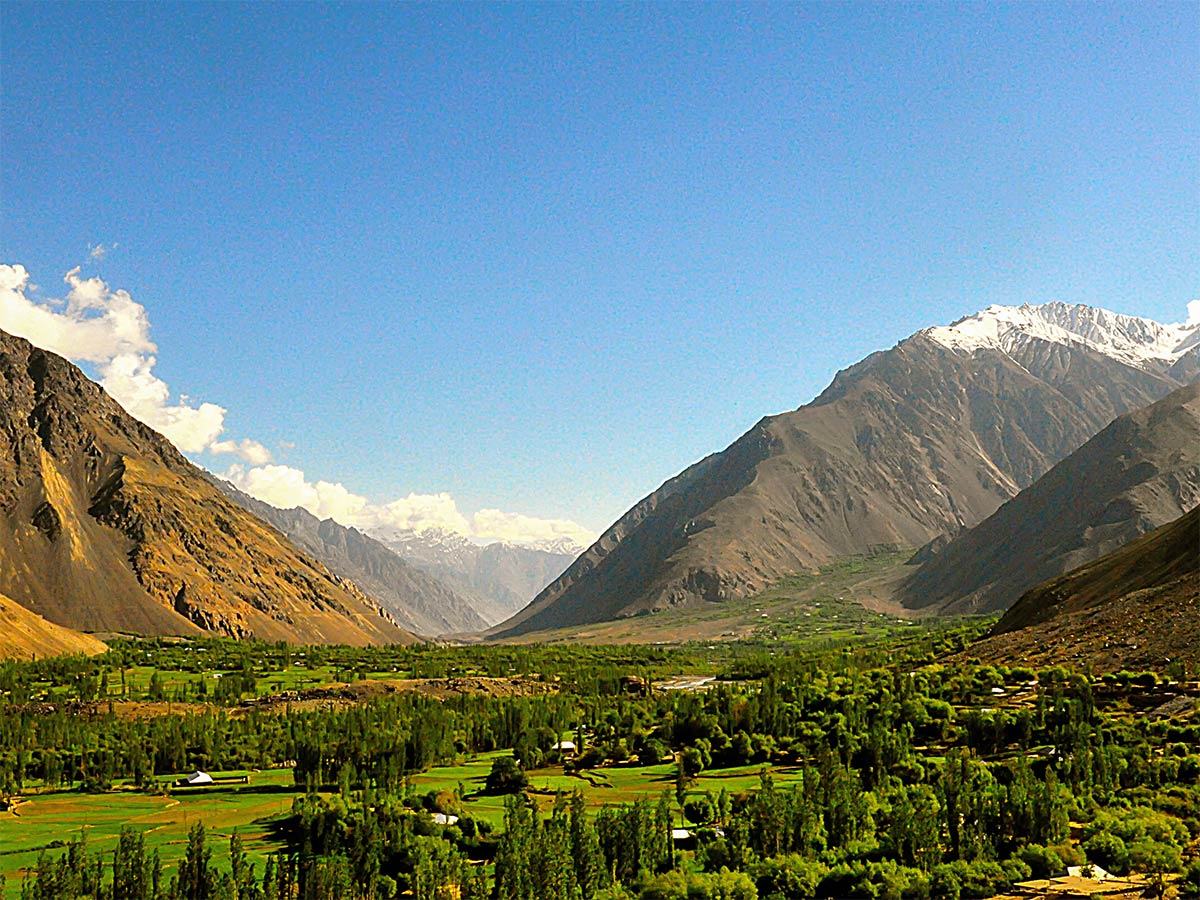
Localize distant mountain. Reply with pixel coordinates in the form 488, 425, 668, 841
492, 303, 1198, 639
899, 383, 1199, 614
216, 484, 488, 636
959, 506, 1198, 673
0, 593, 107, 659
519, 536, 587, 556
0, 329, 415, 646
370, 526, 580, 626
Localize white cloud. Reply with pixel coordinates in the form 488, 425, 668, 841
1187, 299, 1200, 326
88, 243, 115, 260
3, 262, 597, 552
0, 263, 257, 457
369, 492, 472, 535
100, 351, 227, 452
0, 264, 155, 363
210, 438, 274, 465
224, 462, 594, 548
224, 464, 370, 523
471, 508, 594, 548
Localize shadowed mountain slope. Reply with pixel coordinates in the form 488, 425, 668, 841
899, 383, 1199, 615
957, 507, 1198, 673
0, 330, 415, 645
493, 304, 1197, 638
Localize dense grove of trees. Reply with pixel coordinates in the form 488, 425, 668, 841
1, 634, 1197, 899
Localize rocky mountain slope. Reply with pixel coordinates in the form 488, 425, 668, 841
959, 506, 1198, 673
899, 383, 1199, 614
371, 526, 579, 625
0, 329, 415, 645
492, 303, 1198, 638
217, 485, 488, 636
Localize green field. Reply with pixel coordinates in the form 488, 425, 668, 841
0, 753, 810, 882
0, 769, 295, 882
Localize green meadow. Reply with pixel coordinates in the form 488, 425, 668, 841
0, 752, 812, 882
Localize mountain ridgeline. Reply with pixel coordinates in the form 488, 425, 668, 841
898, 382, 1200, 615
0, 329, 415, 646
493, 303, 1198, 638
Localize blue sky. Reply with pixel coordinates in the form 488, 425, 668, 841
1, 2, 1196, 541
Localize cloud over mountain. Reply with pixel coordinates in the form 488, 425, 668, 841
0, 263, 261, 459
223, 463, 595, 549
471, 508, 593, 546
1, 262, 597, 550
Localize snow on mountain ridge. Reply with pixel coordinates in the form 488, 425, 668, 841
370, 525, 475, 555
925, 302, 1199, 371
511, 536, 587, 556
368, 524, 583, 557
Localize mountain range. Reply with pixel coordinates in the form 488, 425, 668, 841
899, 382, 1199, 614
2, 299, 1195, 655
492, 303, 1198, 638
369, 526, 580, 626
0, 329, 415, 646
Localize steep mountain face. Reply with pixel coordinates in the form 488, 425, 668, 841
0, 330, 415, 645
216, 484, 488, 636
958, 507, 1198, 673
493, 303, 1198, 638
371, 526, 579, 626
899, 384, 1200, 614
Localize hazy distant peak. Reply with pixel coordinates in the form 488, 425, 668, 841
515, 536, 588, 556
370, 524, 476, 552
369, 524, 585, 557
368, 523, 581, 627
924, 301, 1200, 371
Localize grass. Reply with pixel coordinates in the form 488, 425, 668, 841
0, 769, 298, 882
1, 752, 809, 881
406, 752, 811, 831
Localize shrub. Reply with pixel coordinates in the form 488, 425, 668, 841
484, 756, 527, 794
751, 854, 825, 899
685, 794, 716, 826
1083, 831, 1129, 875
1017, 845, 1063, 879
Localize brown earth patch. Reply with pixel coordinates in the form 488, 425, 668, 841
0, 594, 107, 660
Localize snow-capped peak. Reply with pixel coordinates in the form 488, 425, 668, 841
368, 525, 584, 558
924, 302, 1199, 371
369, 524, 475, 553
510, 536, 587, 556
